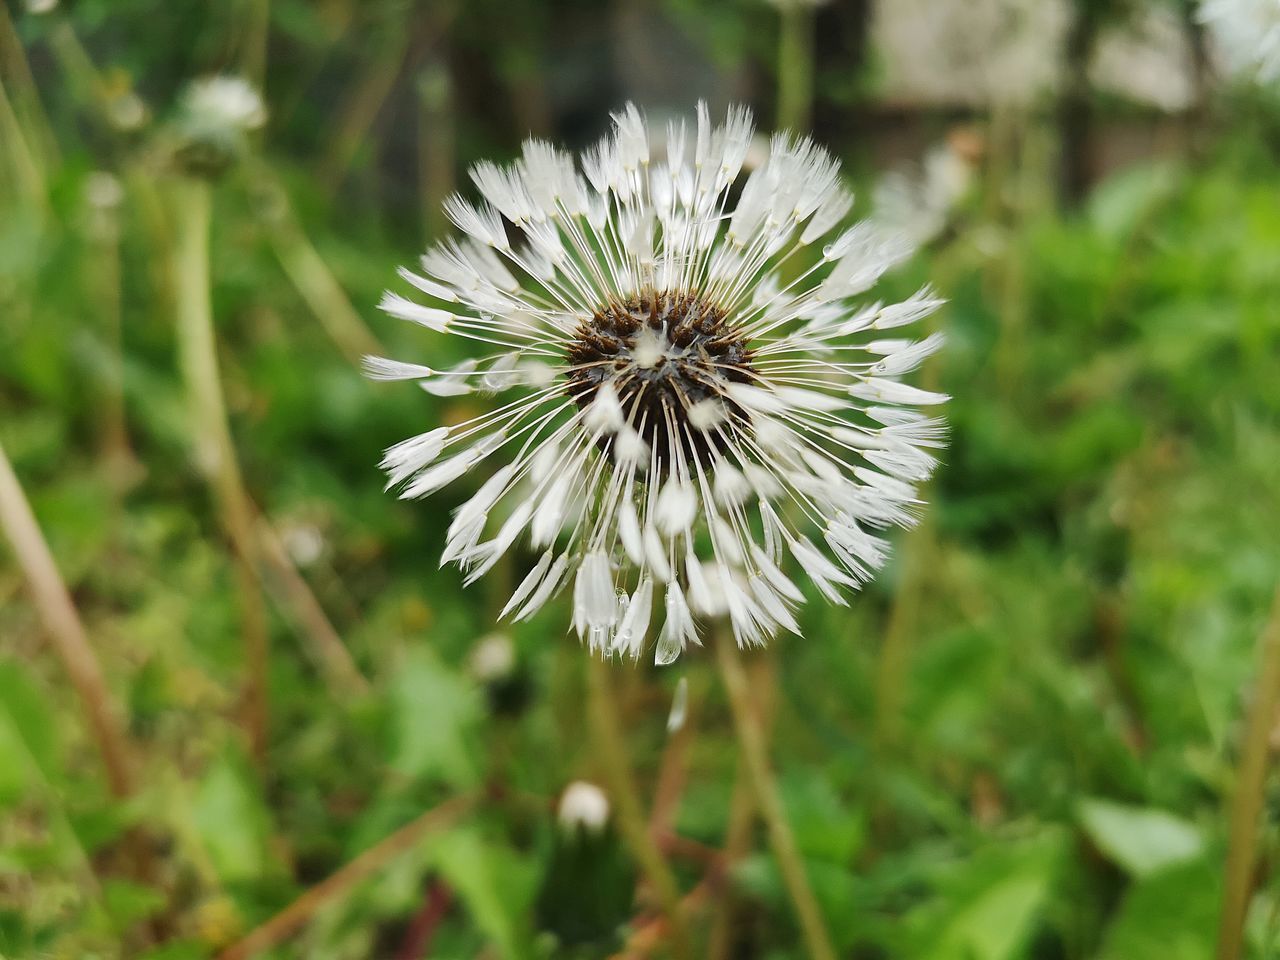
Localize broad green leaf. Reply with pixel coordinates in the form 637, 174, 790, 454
781, 772, 865, 863
0, 659, 62, 793
430, 827, 535, 960
908, 833, 1063, 960
389, 648, 481, 787
1098, 858, 1219, 960
1078, 798, 1204, 878
192, 757, 271, 884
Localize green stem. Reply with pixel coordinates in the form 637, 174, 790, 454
708, 652, 777, 960
777, 2, 814, 133
171, 176, 271, 767
714, 625, 837, 960
1217, 587, 1280, 960
584, 655, 692, 959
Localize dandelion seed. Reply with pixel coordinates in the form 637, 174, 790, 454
372, 103, 948, 663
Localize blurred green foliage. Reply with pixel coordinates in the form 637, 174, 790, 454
2, 1, 1280, 958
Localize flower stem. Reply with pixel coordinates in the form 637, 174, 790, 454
709, 652, 777, 960
171, 176, 271, 768
1217, 587, 1280, 960
0, 439, 136, 799
584, 655, 692, 959
713, 625, 837, 960
777, 1, 814, 133
251, 164, 385, 364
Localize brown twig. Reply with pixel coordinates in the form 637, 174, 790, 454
0, 440, 136, 799
396, 878, 453, 960
216, 794, 477, 960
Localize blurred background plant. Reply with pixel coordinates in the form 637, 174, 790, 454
1, 0, 1279, 958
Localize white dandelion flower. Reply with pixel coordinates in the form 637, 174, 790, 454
557, 781, 610, 834
1200, 0, 1280, 83
371, 103, 948, 663
181, 76, 267, 134
173, 75, 266, 175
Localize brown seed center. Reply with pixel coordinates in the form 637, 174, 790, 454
564, 289, 755, 468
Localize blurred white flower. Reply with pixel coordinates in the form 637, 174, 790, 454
1200, 0, 1280, 83
873, 134, 978, 245
873, 0, 1069, 107
371, 103, 948, 663
107, 90, 149, 132
558, 781, 610, 834
173, 75, 266, 175
25, 0, 58, 14
468, 632, 517, 682
181, 75, 267, 133
84, 171, 124, 212
1091, 5, 1200, 112
281, 522, 325, 567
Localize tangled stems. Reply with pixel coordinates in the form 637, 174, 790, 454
714, 623, 837, 960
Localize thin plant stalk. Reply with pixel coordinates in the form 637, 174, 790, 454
216, 793, 477, 960
171, 176, 271, 767
0, 77, 48, 211
0, 439, 136, 799
255, 518, 369, 697
777, 1, 815, 133
252, 168, 385, 363
416, 58, 455, 242
584, 655, 692, 959
872, 511, 933, 753
1217, 587, 1280, 960
243, 0, 270, 88
85, 192, 136, 490
318, 22, 411, 193
0, 3, 59, 167
714, 625, 837, 960
708, 652, 778, 960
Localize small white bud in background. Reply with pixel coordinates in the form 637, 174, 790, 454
558, 781, 610, 834
468, 632, 516, 683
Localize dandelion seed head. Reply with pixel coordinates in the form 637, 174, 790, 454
371, 103, 949, 663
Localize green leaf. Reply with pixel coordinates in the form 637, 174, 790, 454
908, 833, 1063, 960
1078, 798, 1204, 878
192, 756, 272, 884
430, 827, 535, 960
1098, 858, 1219, 960
0, 659, 62, 796
781, 772, 865, 863
101, 879, 165, 931
389, 649, 481, 787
